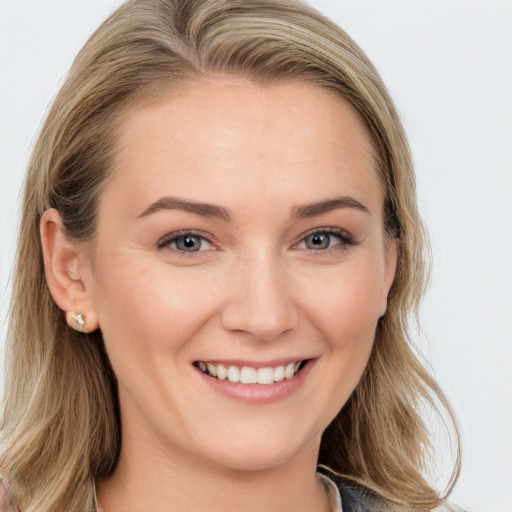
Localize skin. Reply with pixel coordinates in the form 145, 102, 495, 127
42, 79, 397, 512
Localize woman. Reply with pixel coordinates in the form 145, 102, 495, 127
0, 0, 461, 511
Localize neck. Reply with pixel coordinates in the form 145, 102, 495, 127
97, 431, 329, 512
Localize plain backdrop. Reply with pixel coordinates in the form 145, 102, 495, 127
1, 1, 511, 511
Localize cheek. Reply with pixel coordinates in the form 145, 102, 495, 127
90, 254, 224, 366
297, 275, 382, 431
300, 262, 385, 346
322, 282, 379, 373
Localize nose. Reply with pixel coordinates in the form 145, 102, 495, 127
221, 251, 299, 341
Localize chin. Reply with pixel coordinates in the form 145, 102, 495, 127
194, 426, 320, 473
206, 448, 301, 473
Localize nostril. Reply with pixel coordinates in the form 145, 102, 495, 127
220, 261, 299, 340
220, 299, 298, 341
221, 309, 298, 341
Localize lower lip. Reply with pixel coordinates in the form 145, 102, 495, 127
196, 360, 315, 404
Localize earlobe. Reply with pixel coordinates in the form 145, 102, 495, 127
40, 209, 99, 333
65, 311, 98, 333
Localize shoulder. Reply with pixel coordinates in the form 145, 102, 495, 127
0, 478, 20, 512
335, 478, 388, 512
337, 480, 465, 512
318, 467, 465, 512
317, 467, 388, 512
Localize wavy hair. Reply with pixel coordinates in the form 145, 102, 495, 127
1, 0, 460, 510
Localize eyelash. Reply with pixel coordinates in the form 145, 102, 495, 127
292, 227, 357, 253
156, 227, 357, 256
157, 229, 217, 257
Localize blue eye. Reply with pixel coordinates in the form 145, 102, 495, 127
297, 228, 355, 251
304, 233, 332, 250
157, 231, 214, 253
174, 234, 203, 252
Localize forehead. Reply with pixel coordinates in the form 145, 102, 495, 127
109, 79, 383, 216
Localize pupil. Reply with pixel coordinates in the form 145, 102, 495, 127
307, 233, 329, 250
177, 235, 201, 251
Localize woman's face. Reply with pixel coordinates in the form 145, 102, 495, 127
82, 79, 396, 472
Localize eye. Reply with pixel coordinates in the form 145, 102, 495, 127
296, 228, 355, 251
157, 231, 214, 253
304, 233, 332, 250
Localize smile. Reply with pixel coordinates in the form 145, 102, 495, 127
195, 360, 307, 385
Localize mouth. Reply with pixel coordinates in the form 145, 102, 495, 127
194, 360, 308, 385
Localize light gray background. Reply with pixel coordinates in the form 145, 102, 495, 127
1, 1, 511, 511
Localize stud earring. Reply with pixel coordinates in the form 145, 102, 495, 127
67, 312, 87, 332
75, 313, 86, 327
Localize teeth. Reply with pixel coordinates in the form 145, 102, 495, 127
197, 360, 304, 384
284, 362, 295, 380
240, 367, 258, 384
206, 363, 217, 377
216, 364, 227, 380
227, 366, 240, 383
257, 367, 274, 385
273, 365, 285, 382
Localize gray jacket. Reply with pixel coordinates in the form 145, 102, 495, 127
325, 472, 464, 512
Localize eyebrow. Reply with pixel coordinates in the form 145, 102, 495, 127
294, 196, 369, 218
138, 196, 232, 221
138, 195, 369, 222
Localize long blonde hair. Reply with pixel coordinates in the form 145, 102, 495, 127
1, 1, 460, 510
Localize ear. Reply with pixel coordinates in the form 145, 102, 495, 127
40, 209, 99, 333
379, 238, 398, 317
